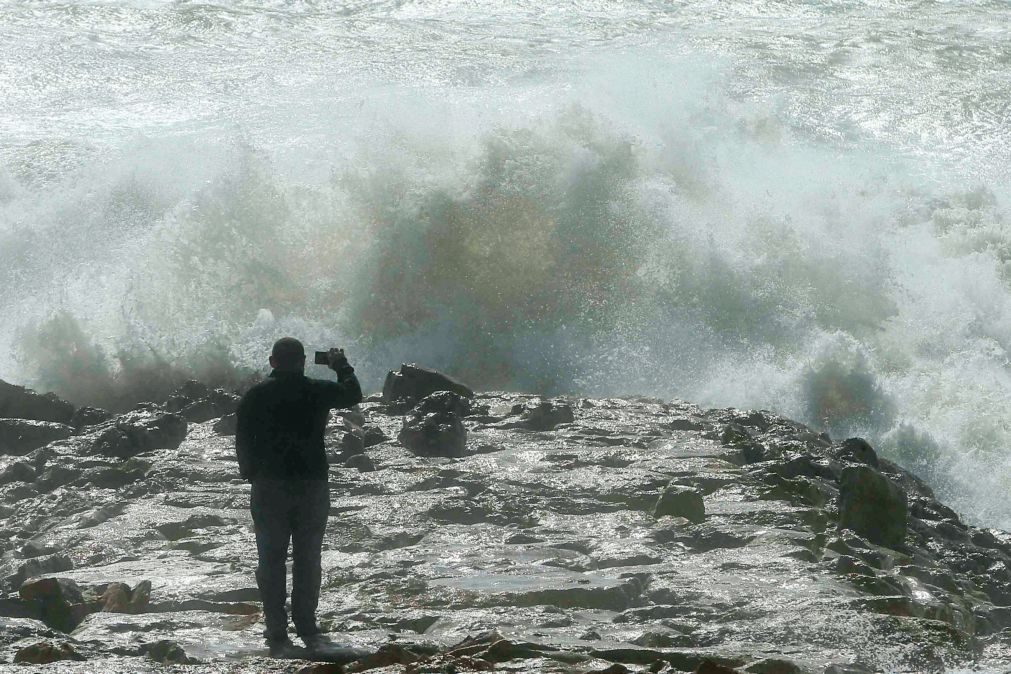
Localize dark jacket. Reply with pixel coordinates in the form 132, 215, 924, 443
235, 369, 363, 480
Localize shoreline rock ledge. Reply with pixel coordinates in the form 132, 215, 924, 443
0, 375, 1010, 673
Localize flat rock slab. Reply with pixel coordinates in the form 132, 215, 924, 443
431, 572, 644, 611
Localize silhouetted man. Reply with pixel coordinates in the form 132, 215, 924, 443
235, 337, 362, 655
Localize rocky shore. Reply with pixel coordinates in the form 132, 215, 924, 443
1, 367, 1010, 673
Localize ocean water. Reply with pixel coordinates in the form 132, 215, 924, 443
2, 0, 1011, 531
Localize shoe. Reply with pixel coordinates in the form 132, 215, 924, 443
267, 636, 297, 658
300, 632, 333, 650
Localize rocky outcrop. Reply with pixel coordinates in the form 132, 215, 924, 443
653, 484, 705, 523
166, 381, 240, 423
87, 406, 188, 459
19, 577, 90, 632
0, 419, 73, 456
397, 392, 468, 457
502, 398, 575, 431
0, 380, 1006, 673
14, 640, 85, 664
838, 465, 908, 549
382, 363, 474, 409
0, 379, 74, 424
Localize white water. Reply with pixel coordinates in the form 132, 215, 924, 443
3, 0, 1011, 530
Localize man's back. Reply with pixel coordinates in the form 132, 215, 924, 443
236, 370, 362, 480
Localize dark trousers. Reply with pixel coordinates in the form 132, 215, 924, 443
250, 479, 330, 640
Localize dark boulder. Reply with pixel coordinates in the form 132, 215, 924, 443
89, 408, 187, 459
696, 661, 743, 674
166, 381, 239, 423
0, 461, 36, 485
838, 466, 907, 549
141, 639, 196, 664
69, 406, 112, 431
382, 364, 474, 407
345, 453, 376, 473
19, 577, 90, 632
0, 380, 74, 424
833, 437, 879, 467
0, 419, 73, 456
14, 641, 85, 664
213, 413, 237, 435
653, 484, 705, 523
362, 425, 390, 448
507, 399, 575, 431
398, 392, 469, 458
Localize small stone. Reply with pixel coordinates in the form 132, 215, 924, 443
838, 466, 907, 549
14, 641, 85, 664
362, 425, 389, 448
345, 453, 376, 472
142, 639, 195, 664
653, 484, 705, 523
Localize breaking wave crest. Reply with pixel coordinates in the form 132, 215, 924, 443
3, 60, 1011, 527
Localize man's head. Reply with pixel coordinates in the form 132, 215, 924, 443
270, 337, 306, 372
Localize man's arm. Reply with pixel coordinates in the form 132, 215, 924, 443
317, 348, 364, 409
235, 389, 257, 480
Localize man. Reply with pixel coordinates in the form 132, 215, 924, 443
235, 337, 362, 655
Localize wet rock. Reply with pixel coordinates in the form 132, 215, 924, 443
653, 484, 705, 523
0, 419, 73, 456
838, 466, 907, 549
833, 437, 879, 468
13, 640, 85, 664
35, 465, 83, 492
69, 406, 112, 431
129, 580, 152, 613
82, 458, 151, 488
345, 453, 376, 472
19, 577, 90, 632
507, 398, 575, 431
0, 460, 35, 484
213, 413, 237, 435
155, 514, 232, 541
697, 661, 742, 674
89, 408, 188, 459
4, 553, 73, 591
328, 417, 366, 460
98, 582, 131, 612
362, 425, 389, 448
398, 392, 468, 458
382, 363, 474, 407
141, 639, 196, 664
165, 381, 240, 423
0, 380, 74, 424
743, 658, 804, 674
